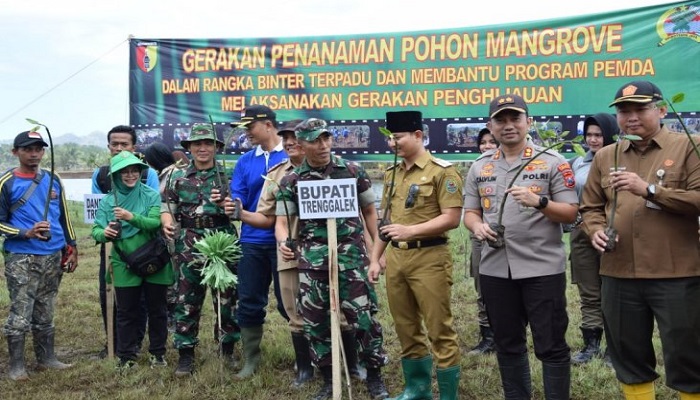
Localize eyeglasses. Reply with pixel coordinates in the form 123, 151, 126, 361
405, 184, 420, 208
120, 167, 141, 176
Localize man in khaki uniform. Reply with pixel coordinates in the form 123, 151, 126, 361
581, 80, 700, 400
369, 111, 463, 400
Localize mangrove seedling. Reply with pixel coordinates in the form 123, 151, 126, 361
487, 126, 586, 249
659, 93, 700, 159
603, 133, 642, 252
26, 118, 56, 240
377, 126, 398, 242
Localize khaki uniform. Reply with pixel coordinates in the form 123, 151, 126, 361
463, 142, 577, 364
381, 151, 463, 368
464, 144, 578, 278
581, 127, 700, 278
581, 127, 700, 391
255, 160, 302, 332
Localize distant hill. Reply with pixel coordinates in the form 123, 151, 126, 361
52, 130, 106, 147
0, 130, 107, 147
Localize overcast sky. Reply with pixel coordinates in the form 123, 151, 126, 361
0, 0, 679, 142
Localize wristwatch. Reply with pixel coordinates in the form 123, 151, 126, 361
534, 196, 549, 210
645, 184, 656, 199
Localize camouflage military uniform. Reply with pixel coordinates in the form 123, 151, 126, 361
276, 155, 385, 368
3, 252, 63, 336
162, 163, 239, 349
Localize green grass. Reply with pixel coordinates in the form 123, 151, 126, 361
0, 202, 675, 399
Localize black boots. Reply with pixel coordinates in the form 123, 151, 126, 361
542, 362, 571, 400
468, 325, 496, 355
33, 329, 72, 371
341, 329, 367, 381
571, 327, 603, 364
290, 332, 314, 388
221, 341, 239, 370
366, 367, 389, 399
497, 353, 532, 400
313, 366, 333, 400
175, 347, 195, 377
7, 335, 29, 381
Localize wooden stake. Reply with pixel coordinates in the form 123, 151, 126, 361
327, 218, 352, 400
105, 242, 115, 360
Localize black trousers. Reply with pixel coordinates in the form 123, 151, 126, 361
99, 243, 147, 350
602, 276, 700, 393
115, 282, 168, 360
480, 272, 570, 363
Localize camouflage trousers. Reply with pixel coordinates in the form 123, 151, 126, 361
173, 257, 240, 350
300, 268, 385, 368
3, 251, 63, 337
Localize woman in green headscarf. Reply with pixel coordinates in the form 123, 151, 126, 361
92, 150, 173, 370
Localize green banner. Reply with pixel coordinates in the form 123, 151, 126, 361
129, 0, 700, 158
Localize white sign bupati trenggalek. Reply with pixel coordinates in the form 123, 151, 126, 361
297, 178, 359, 220
83, 193, 106, 223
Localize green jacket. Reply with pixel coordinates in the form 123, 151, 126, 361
92, 205, 174, 287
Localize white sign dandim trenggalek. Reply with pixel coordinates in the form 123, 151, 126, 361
297, 178, 358, 220
83, 194, 106, 223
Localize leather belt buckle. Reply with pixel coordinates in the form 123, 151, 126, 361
398, 241, 409, 250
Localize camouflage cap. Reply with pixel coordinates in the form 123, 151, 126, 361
180, 123, 224, 148
295, 118, 330, 141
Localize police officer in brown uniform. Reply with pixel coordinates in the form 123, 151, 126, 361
580, 81, 700, 400
369, 111, 463, 400
464, 95, 578, 400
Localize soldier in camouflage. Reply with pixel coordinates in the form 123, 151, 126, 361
160, 124, 240, 377
1, 130, 78, 381
276, 118, 388, 400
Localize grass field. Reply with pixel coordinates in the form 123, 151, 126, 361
0, 201, 674, 399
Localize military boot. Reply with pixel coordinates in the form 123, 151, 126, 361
313, 366, 333, 400
221, 341, 240, 370
7, 335, 29, 381
468, 325, 496, 355
290, 332, 314, 388
366, 367, 389, 399
341, 329, 366, 381
174, 347, 195, 377
571, 327, 603, 364
235, 326, 263, 379
497, 353, 532, 400
33, 329, 72, 370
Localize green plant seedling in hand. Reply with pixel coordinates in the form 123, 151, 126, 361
603, 133, 642, 252
377, 126, 398, 242
487, 125, 586, 249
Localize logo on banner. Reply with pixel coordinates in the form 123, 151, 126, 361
656, 5, 700, 46
136, 42, 158, 73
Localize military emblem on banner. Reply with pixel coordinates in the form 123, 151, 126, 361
656, 4, 700, 46
136, 42, 159, 73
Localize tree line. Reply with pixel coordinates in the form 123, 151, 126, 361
0, 143, 110, 173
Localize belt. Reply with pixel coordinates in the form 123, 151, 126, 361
179, 214, 230, 229
391, 237, 447, 250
